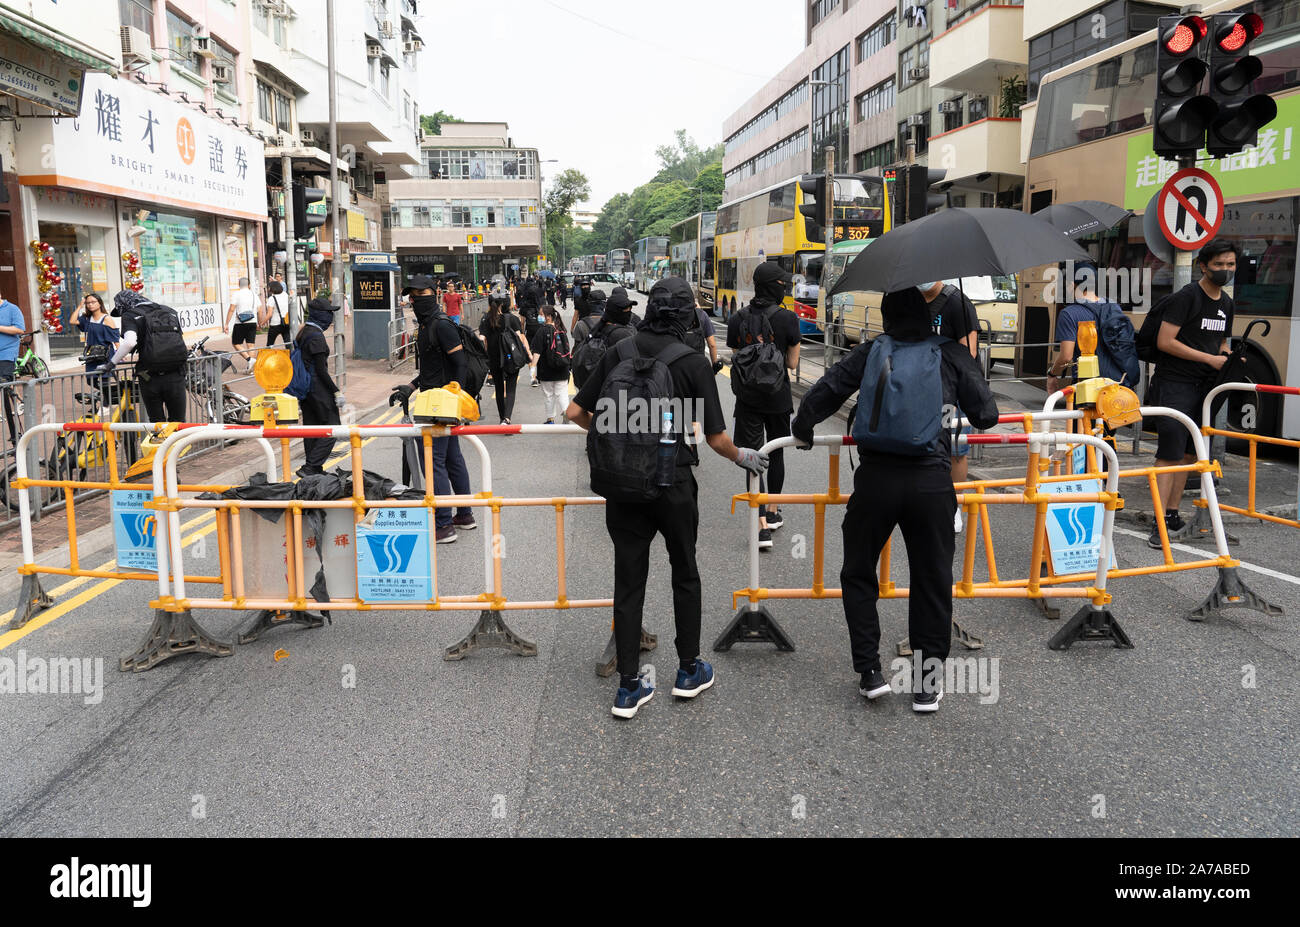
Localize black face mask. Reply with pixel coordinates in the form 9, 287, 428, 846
412, 293, 438, 320
1207, 269, 1234, 287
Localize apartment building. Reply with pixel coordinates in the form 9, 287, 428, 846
386, 122, 545, 285
722, 0, 899, 202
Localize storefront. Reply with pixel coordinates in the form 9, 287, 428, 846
15, 71, 268, 339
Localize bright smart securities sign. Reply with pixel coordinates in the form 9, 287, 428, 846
22, 72, 267, 221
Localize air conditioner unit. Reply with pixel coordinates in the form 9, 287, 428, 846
907, 67, 929, 82
380, 22, 395, 38
211, 63, 232, 83
192, 35, 217, 59
937, 100, 962, 114
367, 44, 383, 59
120, 25, 151, 65
300, 128, 318, 145
403, 39, 422, 54
906, 114, 926, 127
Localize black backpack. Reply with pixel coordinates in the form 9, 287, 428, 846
1136, 289, 1183, 363
541, 324, 572, 376
451, 319, 490, 399
137, 302, 187, 371
586, 338, 694, 502
496, 320, 527, 376
572, 318, 615, 389
730, 305, 786, 405
684, 309, 706, 354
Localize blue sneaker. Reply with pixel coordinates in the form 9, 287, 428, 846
611, 673, 655, 719
671, 659, 715, 699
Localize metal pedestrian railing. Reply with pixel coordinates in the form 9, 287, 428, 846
388, 297, 488, 370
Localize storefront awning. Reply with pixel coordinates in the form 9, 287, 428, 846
0, 12, 116, 71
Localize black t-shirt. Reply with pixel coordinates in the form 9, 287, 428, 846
415, 315, 463, 389
928, 285, 979, 344
726, 301, 801, 413
479, 312, 523, 370
296, 323, 337, 399
1155, 282, 1233, 383
529, 322, 570, 381
573, 329, 726, 469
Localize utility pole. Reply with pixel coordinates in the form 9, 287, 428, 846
1172, 153, 1197, 290
326, 0, 345, 376
822, 145, 835, 370
282, 153, 299, 337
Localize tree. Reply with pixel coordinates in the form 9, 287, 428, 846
543, 168, 591, 228
653, 129, 724, 185
419, 111, 459, 136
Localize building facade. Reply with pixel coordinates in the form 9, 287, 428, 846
386, 122, 544, 285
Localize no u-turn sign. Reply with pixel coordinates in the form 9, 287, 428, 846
1157, 167, 1224, 251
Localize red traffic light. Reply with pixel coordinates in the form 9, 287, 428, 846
1215, 13, 1263, 52
1163, 15, 1207, 55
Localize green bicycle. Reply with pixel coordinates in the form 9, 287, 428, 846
13, 332, 49, 379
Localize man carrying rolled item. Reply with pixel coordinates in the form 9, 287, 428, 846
567, 276, 770, 720
791, 287, 998, 713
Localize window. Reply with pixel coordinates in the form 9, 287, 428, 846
809, 0, 840, 29
256, 80, 273, 124
1026, 1, 1172, 99
857, 12, 896, 63
855, 141, 895, 173
274, 89, 292, 132
811, 45, 850, 174
942, 96, 964, 132
421, 149, 539, 181
211, 40, 236, 91
120, 0, 153, 34
898, 113, 931, 156
724, 81, 808, 156
855, 78, 895, 122
273, 11, 288, 46
901, 40, 930, 87
768, 184, 796, 223
167, 10, 202, 74
724, 129, 808, 186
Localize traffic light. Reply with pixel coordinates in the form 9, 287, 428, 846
1152, 14, 1216, 160
292, 182, 326, 234
900, 165, 947, 224
799, 173, 830, 243
1205, 12, 1276, 157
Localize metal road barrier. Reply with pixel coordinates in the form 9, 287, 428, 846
1200, 382, 1300, 530
8, 420, 278, 632
118, 420, 627, 673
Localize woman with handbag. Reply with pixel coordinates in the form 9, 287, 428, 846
261, 280, 291, 346
477, 289, 532, 424
76, 293, 120, 402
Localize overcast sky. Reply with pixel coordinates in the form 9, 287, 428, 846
414, 0, 805, 211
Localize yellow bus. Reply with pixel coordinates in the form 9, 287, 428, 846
715, 174, 890, 325
1024, 0, 1299, 437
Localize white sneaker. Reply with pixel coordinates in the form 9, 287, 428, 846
954, 509, 963, 533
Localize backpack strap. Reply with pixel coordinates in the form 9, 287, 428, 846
656, 342, 696, 368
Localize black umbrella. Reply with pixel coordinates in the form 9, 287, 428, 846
1033, 199, 1132, 239
828, 208, 1092, 296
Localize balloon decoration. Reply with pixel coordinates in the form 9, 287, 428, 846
121, 250, 144, 293
30, 239, 63, 333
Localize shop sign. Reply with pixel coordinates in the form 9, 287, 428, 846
20, 71, 266, 221
0, 31, 83, 115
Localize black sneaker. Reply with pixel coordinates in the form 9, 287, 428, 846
1166, 511, 1188, 540
765, 510, 784, 530
435, 524, 458, 544
758, 528, 773, 551
913, 684, 943, 713
1147, 520, 1165, 549
859, 669, 890, 700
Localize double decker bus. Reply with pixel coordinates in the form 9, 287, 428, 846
715, 174, 889, 325
573, 254, 608, 274
1024, 0, 1299, 437
669, 212, 717, 313
606, 248, 632, 278
633, 236, 669, 292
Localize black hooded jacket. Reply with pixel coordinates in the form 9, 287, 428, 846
793, 288, 998, 468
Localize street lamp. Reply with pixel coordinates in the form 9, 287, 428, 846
539, 158, 558, 271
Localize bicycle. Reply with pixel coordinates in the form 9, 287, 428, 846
185, 336, 251, 424
44, 368, 142, 486
13, 332, 49, 379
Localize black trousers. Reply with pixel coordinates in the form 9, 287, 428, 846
265, 324, 290, 346
733, 405, 790, 517
841, 464, 956, 675
300, 393, 340, 468
139, 370, 187, 423
605, 473, 702, 679
489, 364, 519, 421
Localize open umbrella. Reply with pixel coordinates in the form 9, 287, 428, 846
1033, 200, 1132, 239
536, 269, 557, 279
828, 208, 1093, 297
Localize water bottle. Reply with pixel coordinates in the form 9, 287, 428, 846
655, 406, 676, 488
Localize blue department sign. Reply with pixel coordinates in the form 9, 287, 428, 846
355, 508, 433, 602
17, 72, 267, 221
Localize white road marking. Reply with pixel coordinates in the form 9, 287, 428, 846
1112, 525, 1300, 587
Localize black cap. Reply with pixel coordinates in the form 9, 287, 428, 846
588, 289, 608, 302
753, 261, 793, 287
401, 273, 437, 296
607, 286, 638, 310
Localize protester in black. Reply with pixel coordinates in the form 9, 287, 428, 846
792, 287, 998, 712
725, 261, 802, 549
569, 276, 768, 719
107, 289, 187, 423
478, 291, 532, 424
915, 280, 981, 492
517, 276, 544, 342
1147, 239, 1236, 547
389, 274, 476, 542
571, 288, 613, 344
295, 298, 341, 478
529, 304, 570, 423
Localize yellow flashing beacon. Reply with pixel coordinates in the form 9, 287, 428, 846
250, 348, 299, 423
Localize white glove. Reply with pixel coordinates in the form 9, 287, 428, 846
735, 447, 770, 475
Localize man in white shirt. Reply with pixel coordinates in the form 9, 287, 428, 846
223, 277, 258, 371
